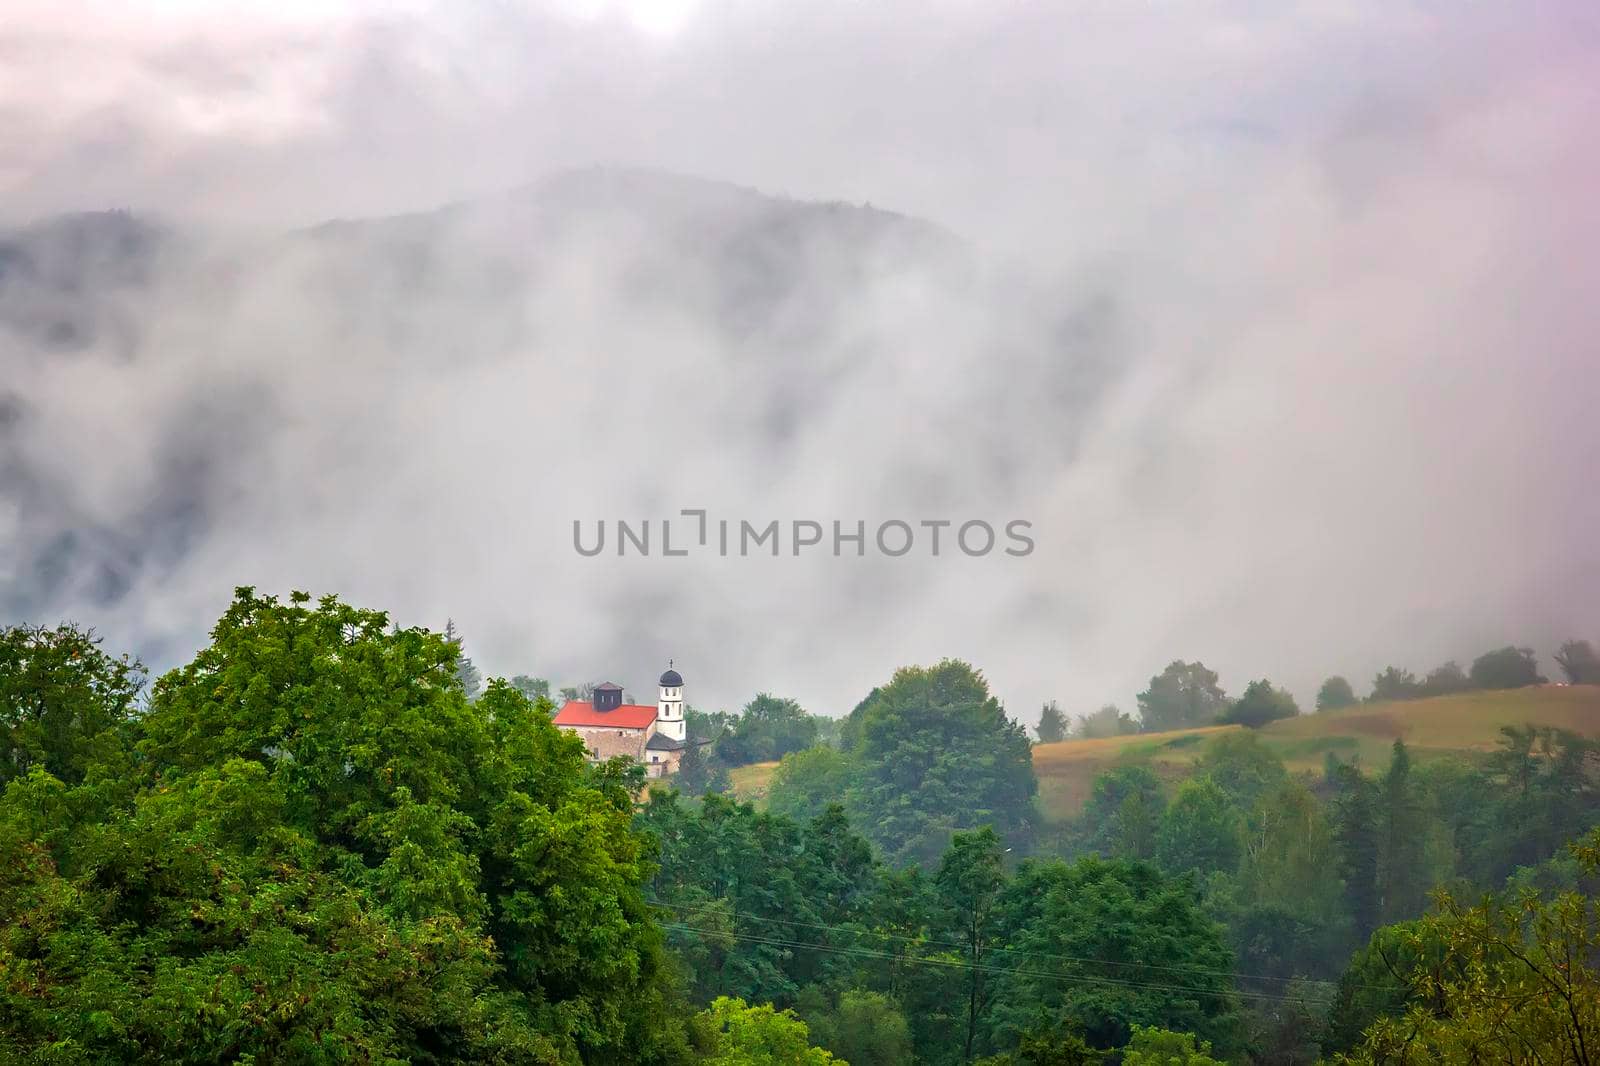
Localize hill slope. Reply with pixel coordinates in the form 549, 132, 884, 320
727, 686, 1600, 818
1032, 684, 1600, 821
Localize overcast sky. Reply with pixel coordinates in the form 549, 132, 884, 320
2, 0, 1598, 720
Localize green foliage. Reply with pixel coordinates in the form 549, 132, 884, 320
1330, 761, 1382, 943
1316, 676, 1358, 711
639, 794, 877, 1007
937, 827, 1008, 1064
768, 745, 858, 823
509, 674, 551, 703
1197, 731, 1288, 811
1554, 639, 1600, 684
1072, 705, 1136, 740
845, 660, 1037, 866
1233, 781, 1347, 979
0, 622, 145, 789
1418, 660, 1469, 698
1321, 919, 1445, 1057
0, 589, 686, 1065
1036, 701, 1068, 743
1468, 645, 1545, 689
1155, 777, 1243, 877
1368, 666, 1419, 703
1078, 765, 1165, 861
1136, 661, 1227, 732
978, 1020, 1100, 1065
1217, 679, 1298, 729
718, 694, 820, 766
1376, 740, 1429, 923
1472, 725, 1599, 881
677, 738, 733, 796
984, 857, 1240, 1054
1120, 1025, 1224, 1066
1342, 830, 1600, 1064
442, 617, 482, 701
692, 997, 840, 1065
803, 989, 914, 1066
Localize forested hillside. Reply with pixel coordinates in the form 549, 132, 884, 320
4, 594, 1600, 1064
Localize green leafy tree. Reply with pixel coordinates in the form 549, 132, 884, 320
1418, 660, 1469, 697
1469, 645, 1546, 689
1136, 661, 1227, 732
678, 738, 731, 796
1377, 740, 1429, 923
1321, 919, 1446, 1057
1036, 701, 1068, 743
0, 622, 145, 788
1368, 666, 1419, 703
720, 693, 821, 765
846, 660, 1037, 866
1078, 765, 1165, 860
1554, 639, 1600, 684
1218, 679, 1299, 729
1198, 731, 1288, 812
1316, 675, 1358, 711
1344, 830, 1600, 1064
640, 793, 877, 1007
1120, 1025, 1224, 1066
938, 826, 1008, 1064
1073, 704, 1136, 739
692, 997, 840, 1065
978, 1021, 1100, 1065
0, 590, 688, 1064
768, 745, 858, 823
1331, 762, 1382, 944
510, 673, 551, 703
985, 857, 1240, 1054
806, 989, 914, 1066
1155, 777, 1244, 877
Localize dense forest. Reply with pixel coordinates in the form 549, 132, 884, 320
3, 589, 1598, 1063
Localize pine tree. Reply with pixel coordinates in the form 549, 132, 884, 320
1035, 700, 1068, 743
443, 618, 482, 702
1378, 739, 1428, 922
1332, 763, 1381, 942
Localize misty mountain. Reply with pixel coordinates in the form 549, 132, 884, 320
0, 168, 1118, 674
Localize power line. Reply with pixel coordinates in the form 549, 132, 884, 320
647, 897, 1361, 992
659, 921, 1333, 1007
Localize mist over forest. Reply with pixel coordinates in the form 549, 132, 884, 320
3, 1, 1599, 718
4, 3, 1600, 1063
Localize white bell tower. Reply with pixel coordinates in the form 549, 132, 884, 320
657, 661, 686, 742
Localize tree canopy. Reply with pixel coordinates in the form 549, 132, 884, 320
844, 660, 1036, 866
1136, 661, 1227, 732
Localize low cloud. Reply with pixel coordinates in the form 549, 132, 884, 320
1, 0, 1597, 718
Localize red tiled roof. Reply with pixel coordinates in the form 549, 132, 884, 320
553, 700, 658, 729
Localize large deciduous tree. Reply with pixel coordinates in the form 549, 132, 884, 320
846, 660, 1037, 866
1468, 645, 1545, 690
1218, 679, 1299, 729
1554, 639, 1600, 684
1136, 661, 1227, 732
1316, 675, 1358, 712
0, 622, 145, 788
0, 589, 687, 1064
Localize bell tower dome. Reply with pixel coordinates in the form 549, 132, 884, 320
657, 662, 686, 742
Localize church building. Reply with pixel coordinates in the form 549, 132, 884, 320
553, 665, 691, 777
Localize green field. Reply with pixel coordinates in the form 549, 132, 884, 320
728, 759, 779, 803
728, 686, 1600, 820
